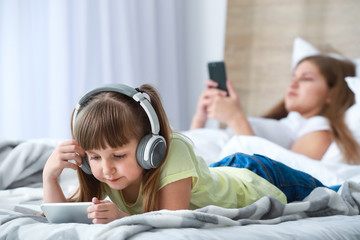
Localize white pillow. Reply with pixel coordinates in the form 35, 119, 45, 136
291, 37, 360, 77
354, 58, 360, 77
291, 37, 320, 70
345, 76, 360, 143
346, 76, 360, 104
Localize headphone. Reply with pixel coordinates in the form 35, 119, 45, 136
72, 83, 167, 174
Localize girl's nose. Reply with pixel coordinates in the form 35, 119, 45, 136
289, 77, 299, 88
102, 159, 116, 175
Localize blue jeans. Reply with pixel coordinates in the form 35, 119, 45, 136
209, 153, 340, 202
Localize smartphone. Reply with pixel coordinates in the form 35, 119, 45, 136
208, 61, 227, 93
41, 202, 93, 224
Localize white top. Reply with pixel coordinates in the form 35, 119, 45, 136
247, 111, 330, 149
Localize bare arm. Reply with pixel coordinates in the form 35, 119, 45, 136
42, 140, 85, 203
207, 80, 255, 135
291, 130, 332, 160
87, 178, 192, 224
158, 177, 192, 210
191, 80, 227, 129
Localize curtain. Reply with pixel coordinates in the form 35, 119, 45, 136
0, 0, 227, 140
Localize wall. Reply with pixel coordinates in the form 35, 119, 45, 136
225, 0, 360, 117
183, 0, 227, 130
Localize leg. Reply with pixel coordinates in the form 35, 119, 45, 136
210, 153, 331, 202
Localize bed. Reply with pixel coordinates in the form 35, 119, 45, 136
1, 39, 360, 239
1, 129, 360, 240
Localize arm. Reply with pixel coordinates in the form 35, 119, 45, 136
158, 177, 192, 210
291, 130, 332, 160
42, 140, 85, 203
87, 178, 192, 224
191, 80, 227, 129
207, 80, 255, 135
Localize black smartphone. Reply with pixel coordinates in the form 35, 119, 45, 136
208, 61, 227, 93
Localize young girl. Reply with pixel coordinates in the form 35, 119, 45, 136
191, 55, 359, 163
43, 83, 338, 224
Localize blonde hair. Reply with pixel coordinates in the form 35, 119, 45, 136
263, 55, 360, 164
69, 84, 172, 212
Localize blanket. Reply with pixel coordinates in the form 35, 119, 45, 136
183, 129, 360, 186
1, 181, 359, 240
0, 139, 56, 190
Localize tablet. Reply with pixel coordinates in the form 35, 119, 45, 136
41, 202, 93, 224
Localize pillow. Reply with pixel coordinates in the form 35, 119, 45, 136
291, 37, 320, 70
354, 58, 360, 77
291, 37, 360, 77
346, 76, 360, 104
345, 76, 360, 142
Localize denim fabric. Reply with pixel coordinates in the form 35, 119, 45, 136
209, 153, 340, 202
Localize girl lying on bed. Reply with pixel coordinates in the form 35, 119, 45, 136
43, 83, 340, 224
191, 55, 360, 164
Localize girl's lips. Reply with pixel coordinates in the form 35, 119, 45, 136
108, 178, 120, 182
287, 91, 297, 97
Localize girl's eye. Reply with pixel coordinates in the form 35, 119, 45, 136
114, 154, 126, 159
90, 156, 101, 160
299, 76, 313, 82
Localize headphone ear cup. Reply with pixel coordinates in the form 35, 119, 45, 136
79, 154, 92, 175
136, 134, 167, 169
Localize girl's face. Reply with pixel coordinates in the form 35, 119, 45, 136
86, 138, 143, 192
285, 60, 332, 118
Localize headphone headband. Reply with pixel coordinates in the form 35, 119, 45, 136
72, 83, 161, 135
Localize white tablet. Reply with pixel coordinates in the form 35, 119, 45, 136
41, 202, 93, 224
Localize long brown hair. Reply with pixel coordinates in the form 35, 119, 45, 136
69, 84, 172, 212
263, 55, 360, 164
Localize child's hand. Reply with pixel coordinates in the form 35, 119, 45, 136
88, 197, 128, 224
43, 140, 85, 182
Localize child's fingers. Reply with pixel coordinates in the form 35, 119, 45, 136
226, 80, 237, 99
205, 79, 219, 88
58, 140, 85, 156
72, 152, 85, 166
92, 218, 109, 224
64, 161, 79, 171
92, 197, 101, 204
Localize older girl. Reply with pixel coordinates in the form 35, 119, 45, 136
191, 55, 359, 164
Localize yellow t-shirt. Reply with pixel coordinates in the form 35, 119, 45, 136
104, 133, 287, 215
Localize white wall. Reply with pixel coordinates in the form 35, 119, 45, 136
182, 0, 227, 130
0, 0, 227, 140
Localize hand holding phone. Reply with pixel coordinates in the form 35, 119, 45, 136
207, 61, 228, 93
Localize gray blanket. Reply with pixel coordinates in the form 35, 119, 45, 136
0, 181, 359, 240
0, 139, 55, 189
